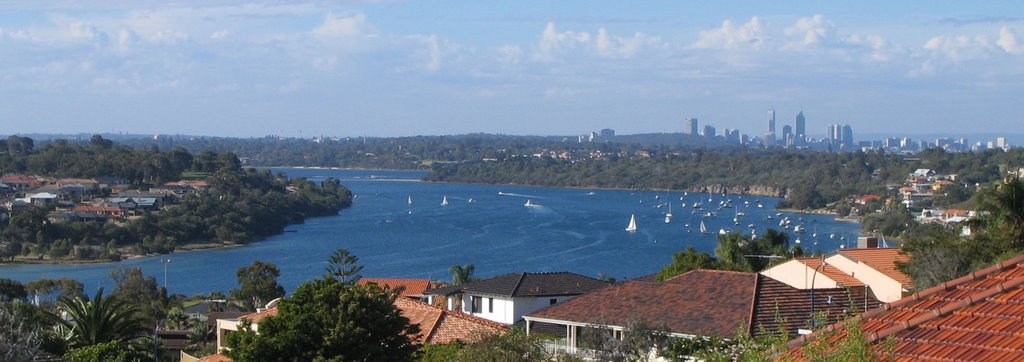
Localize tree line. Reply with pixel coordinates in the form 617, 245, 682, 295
0, 135, 353, 261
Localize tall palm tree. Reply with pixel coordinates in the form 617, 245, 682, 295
56, 288, 150, 348
449, 264, 476, 285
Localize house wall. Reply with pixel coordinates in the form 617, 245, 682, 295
760, 260, 839, 289
459, 294, 516, 324
825, 254, 904, 303
513, 296, 575, 324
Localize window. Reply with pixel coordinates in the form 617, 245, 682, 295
550, 298, 557, 305
488, 298, 494, 313
470, 296, 482, 314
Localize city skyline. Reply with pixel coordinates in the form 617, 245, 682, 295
0, 1, 1022, 137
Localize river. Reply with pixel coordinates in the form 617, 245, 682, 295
0, 168, 860, 296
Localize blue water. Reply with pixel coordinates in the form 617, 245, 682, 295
0, 169, 860, 296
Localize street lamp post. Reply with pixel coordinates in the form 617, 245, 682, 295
161, 259, 171, 290
809, 257, 826, 328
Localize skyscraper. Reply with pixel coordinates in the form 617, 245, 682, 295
795, 111, 806, 143
703, 125, 716, 139
686, 118, 698, 135
842, 125, 853, 148
782, 125, 793, 147
768, 108, 776, 135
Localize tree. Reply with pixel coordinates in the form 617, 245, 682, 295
64, 340, 148, 362
231, 261, 286, 311
453, 328, 547, 362
225, 257, 419, 361
25, 278, 85, 309
0, 303, 44, 361
109, 267, 163, 322
325, 248, 363, 284
449, 264, 476, 285
656, 247, 718, 282
0, 278, 28, 303
55, 288, 150, 350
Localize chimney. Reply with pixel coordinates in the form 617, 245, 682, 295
857, 237, 878, 249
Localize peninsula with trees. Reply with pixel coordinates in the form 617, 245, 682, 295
0, 135, 353, 263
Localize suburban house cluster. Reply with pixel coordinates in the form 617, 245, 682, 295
0, 174, 208, 224
176, 241, 933, 361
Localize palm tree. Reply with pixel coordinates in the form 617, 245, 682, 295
56, 288, 150, 348
449, 264, 476, 285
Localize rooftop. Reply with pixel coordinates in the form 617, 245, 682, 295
359, 278, 432, 298
793, 257, 865, 287
835, 248, 912, 287
424, 272, 609, 298
394, 297, 506, 344
783, 254, 1024, 361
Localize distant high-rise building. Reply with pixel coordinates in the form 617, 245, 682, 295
686, 118, 699, 135
841, 125, 853, 148
997, 137, 1008, 148
826, 125, 837, 144
703, 125, 716, 139
600, 128, 615, 138
795, 111, 806, 143
782, 125, 793, 147
768, 108, 776, 135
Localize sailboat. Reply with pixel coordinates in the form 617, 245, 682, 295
524, 199, 536, 207
441, 196, 448, 207
664, 203, 673, 224
408, 196, 413, 206
699, 220, 710, 234
625, 214, 638, 232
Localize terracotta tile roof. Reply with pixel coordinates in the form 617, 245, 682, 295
753, 277, 881, 338
782, 254, 1024, 361
526, 270, 758, 338
359, 278, 432, 298
525, 270, 880, 340
240, 308, 278, 323
72, 205, 123, 214
394, 297, 506, 344
197, 353, 232, 362
794, 258, 865, 287
424, 272, 609, 298
836, 248, 912, 286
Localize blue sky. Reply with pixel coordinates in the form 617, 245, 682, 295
0, 1, 1022, 138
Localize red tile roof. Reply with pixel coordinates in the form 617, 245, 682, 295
782, 254, 1024, 361
836, 248, 912, 287
197, 353, 232, 362
359, 278, 431, 298
526, 270, 877, 339
794, 258, 865, 287
240, 308, 278, 323
394, 298, 506, 344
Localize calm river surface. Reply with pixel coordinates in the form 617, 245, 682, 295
0, 169, 860, 296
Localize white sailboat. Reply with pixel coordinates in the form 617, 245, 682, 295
626, 214, 638, 232
441, 196, 448, 207
664, 203, 673, 224
408, 195, 413, 206
524, 199, 536, 207
699, 220, 709, 234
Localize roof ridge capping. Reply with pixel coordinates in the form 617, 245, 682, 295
782, 253, 1024, 352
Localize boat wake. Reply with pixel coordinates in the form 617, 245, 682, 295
498, 191, 541, 198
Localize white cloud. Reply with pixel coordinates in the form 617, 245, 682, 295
312, 12, 368, 38
533, 22, 660, 61
784, 14, 835, 48
997, 26, 1022, 54
923, 34, 993, 62
693, 17, 764, 50
69, 21, 99, 40
210, 29, 229, 40
497, 44, 523, 66
152, 29, 188, 44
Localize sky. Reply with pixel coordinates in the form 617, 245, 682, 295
0, 1, 1022, 138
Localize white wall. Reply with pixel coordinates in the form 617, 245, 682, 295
825, 254, 905, 303
761, 260, 840, 289
460, 294, 579, 324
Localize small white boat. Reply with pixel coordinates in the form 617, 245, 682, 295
525, 199, 537, 207
665, 203, 673, 224
700, 220, 709, 234
626, 214, 638, 232
719, 228, 729, 235
408, 195, 413, 206
441, 196, 448, 206
468, 198, 475, 203
794, 225, 806, 233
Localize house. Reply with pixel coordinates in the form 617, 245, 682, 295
523, 270, 879, 355
782, 254, 1024, 361
0, 182, 13, 196
206, 294, 507, 361
856, 194, 881, 205
72, 205, 125, 220
910, 168, 936, 179
423, 272, 609, 325
0, 175, 41, 190
27, 192, 58, 206
358, 278, 433, 302
762, 248, 911, 303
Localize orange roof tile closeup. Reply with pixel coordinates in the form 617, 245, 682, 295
197, 353, 232, 362
394, 297, 506, 344
782, 254, 1024, 361
837, 248, 912, 286
240, 308, 278, 323
794, 258, 865, 287
359, 278, 432, 298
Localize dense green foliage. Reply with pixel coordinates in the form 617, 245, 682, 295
63, 340, 148, 362
231, 261, 286, 311
0, 136, 352, 261
225, 250, 419, 361
900, 176, 1024, 290
56, 288, 150, 351
428, 148, 1024, 209
657, 229, 801, 281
